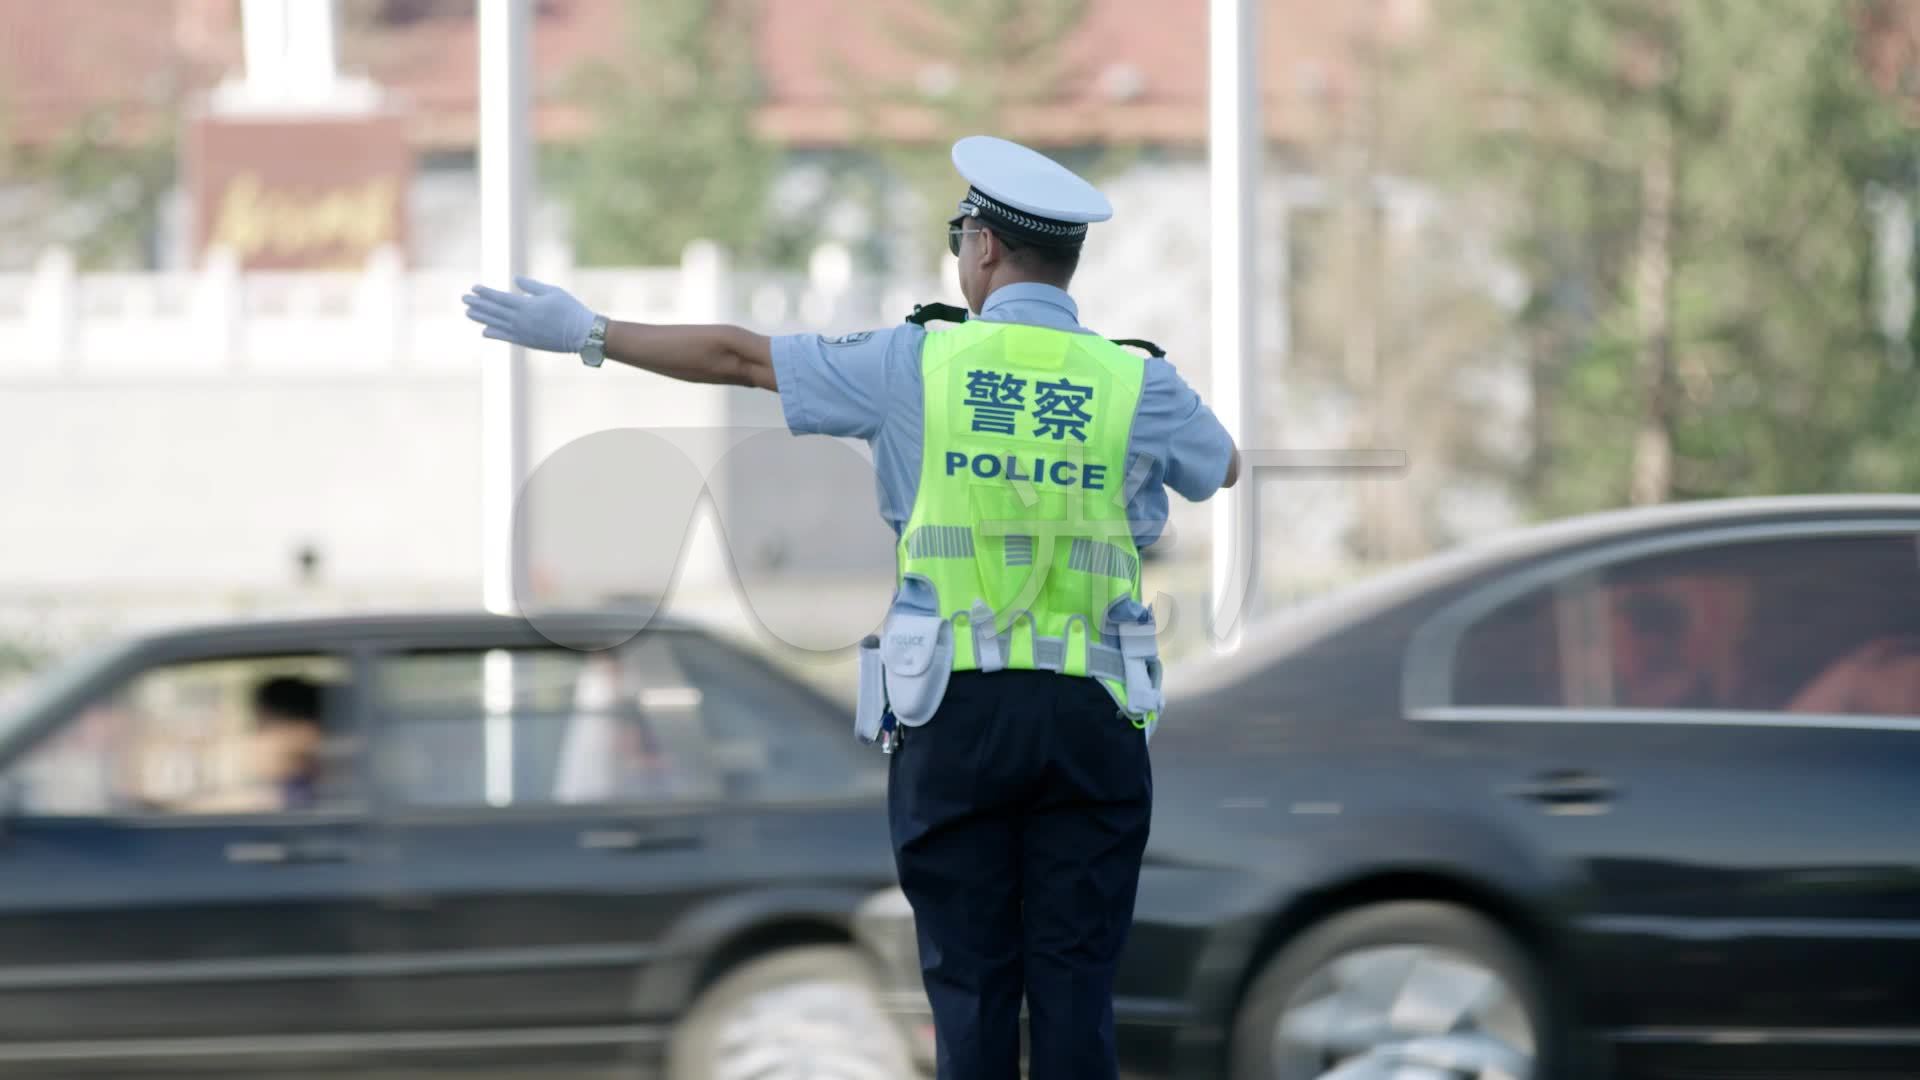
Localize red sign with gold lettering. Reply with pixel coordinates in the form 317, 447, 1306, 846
187, 110, 412, 270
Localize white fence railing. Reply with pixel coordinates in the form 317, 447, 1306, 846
0, 242, 937, 378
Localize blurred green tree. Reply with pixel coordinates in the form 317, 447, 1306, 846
0, 101, 175, 270
552, 0, 782, 266
1442, 0, 1920, 514
833, 0, 1113, 273
1280, 10, 1526, 563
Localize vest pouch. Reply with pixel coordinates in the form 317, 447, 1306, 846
1111, 602, 1164, 719
881, 612, 953, 726
1120, 638, 1163, 718
854, 634, 889, 744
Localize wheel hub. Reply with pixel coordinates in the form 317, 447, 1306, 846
710, 977, 909, 1080
1271, 944, 1535, 1080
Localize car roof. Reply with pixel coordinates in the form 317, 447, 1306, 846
0, 608, 714, 758
1173, 493, 1920, 694
108, 608, 700, 654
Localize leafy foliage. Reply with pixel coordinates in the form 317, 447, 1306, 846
554, 0, 781, 266
0, 105, 175, 270
1441, 0, 1920, 514
834, 0, 1107, 272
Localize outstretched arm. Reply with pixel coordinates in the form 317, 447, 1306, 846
463, 277, 775, 391
602, 322, 774, 390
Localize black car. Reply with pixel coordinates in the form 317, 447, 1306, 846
856, 495, 1920, 1080
0, 611, 910, 1079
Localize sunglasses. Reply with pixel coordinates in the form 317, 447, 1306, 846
947, 220, 979, 257
947, 217, 1021, 257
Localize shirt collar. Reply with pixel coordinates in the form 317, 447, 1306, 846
979, 282, 1080, 326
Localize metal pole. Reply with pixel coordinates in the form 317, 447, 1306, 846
1209, 0, 1261, 651
479, 0, 530, 616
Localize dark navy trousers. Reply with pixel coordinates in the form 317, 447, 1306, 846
888, 668, 1153, 1080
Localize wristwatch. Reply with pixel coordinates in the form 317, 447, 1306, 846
581, 314, 609, 368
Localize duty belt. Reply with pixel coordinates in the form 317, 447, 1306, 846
970, 627, 1131, 681
961, 599, 1161, 713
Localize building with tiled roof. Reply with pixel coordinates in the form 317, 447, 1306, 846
0, 0, 1417, 151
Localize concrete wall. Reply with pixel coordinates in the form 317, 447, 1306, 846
0, 244, 911, 605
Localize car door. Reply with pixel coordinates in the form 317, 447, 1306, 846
349, 627, 890, 1044
1406, 517, 1920, 1073
0, 645, 367, 1067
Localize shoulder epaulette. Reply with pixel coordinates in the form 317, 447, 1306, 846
1109, 338, 1166, 358
906, 302, 971, 327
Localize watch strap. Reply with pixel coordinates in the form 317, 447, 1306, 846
581, 314, 609, 367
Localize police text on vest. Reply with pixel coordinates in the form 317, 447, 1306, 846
944, 452, 1108, 490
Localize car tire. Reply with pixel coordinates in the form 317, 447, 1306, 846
667, 944, 911, 1080
1229, 901, 1553, 1080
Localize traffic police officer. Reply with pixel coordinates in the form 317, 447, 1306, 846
463, 136, 1239, 1080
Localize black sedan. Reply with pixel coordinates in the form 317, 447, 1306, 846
856, 495, 1920, 1080
0, 611, 908, 1079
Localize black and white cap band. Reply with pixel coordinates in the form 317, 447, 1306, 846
957, 188, 1089, 248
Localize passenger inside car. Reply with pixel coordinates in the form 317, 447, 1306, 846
1602, 575, 1754, 710
1788, 635, 1920, 716
1594, 534, 1920, 715
189, 675, 344, 813
251, 676, 332, 810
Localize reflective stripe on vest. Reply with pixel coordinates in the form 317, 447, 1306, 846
897, 319, 1156, 721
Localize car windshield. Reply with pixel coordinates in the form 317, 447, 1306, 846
0, 638, 135, 755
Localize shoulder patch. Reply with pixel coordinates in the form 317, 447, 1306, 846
823, 331, 875, 346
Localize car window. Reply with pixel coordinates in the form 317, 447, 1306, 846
370, 632, 876, 809
371, 642, 718, 808
1449, 531, 1920, 716
1452, 584, 1565, 708
658, 633, 882, 801
7, 654, 357, 817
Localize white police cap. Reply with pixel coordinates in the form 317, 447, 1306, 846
952, 135, 1112, 248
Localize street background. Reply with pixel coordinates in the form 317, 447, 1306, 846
1, 3, 1919, 1078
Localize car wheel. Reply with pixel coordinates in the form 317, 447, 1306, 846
667, 945, 912, 1080
1229, 902, 1550, 1080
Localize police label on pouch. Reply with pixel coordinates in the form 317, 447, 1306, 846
944, 452, 1108, 490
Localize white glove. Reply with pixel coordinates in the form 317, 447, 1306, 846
462, 277, 599, 354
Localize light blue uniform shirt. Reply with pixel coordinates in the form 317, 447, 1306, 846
770, 282, 1235, 552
